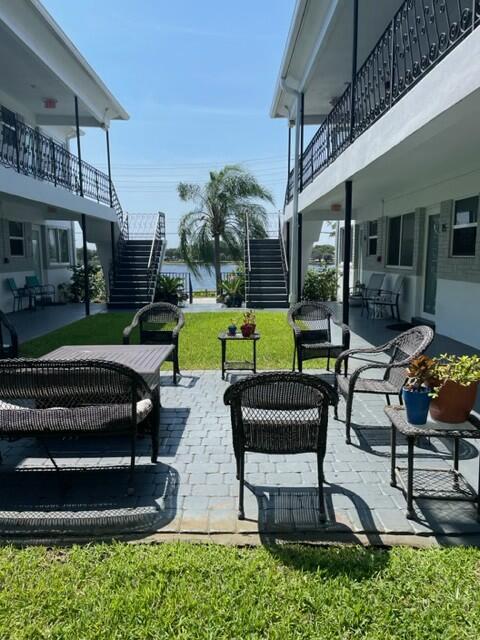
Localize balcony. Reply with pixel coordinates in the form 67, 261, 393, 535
285, 0, 480, 204
0, 105, 124, 228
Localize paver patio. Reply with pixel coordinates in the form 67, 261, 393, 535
1, 368, 480, 545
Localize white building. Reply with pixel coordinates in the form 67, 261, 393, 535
0, 0, 129, 312
272, 0, 480, 348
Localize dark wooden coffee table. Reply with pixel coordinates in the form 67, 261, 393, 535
385, 405, 480, 520
218, 332, 260, 379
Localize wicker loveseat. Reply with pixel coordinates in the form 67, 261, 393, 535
0, 359, 156, 493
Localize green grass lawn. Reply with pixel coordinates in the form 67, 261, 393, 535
0, 542, 479, 639
20, 311, 325, 370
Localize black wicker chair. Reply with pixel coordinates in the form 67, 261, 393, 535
224, 372, 338, 521
0, 311, 18, 359
0, 359, 156, 493
123, 302, 185, 384
335, 326, 434, 444
364, 275, 404, 320
287, 301, 350, 372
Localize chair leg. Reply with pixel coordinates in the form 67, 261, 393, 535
298, 348, 303, 373
385, 394, 391, 406
292, 345, 296, 372
326, 349, 331, 372
317, 452, 326, 523
128, 428, 136, 495
345, 394, 353, 444
334, 399, 339, 420
151, 390, 160, 463
238, 452, 245, 520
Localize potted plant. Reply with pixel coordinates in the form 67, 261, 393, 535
240, 310, 256, 338
429, 354, 480, 423
402, 355, 435, 425
155, 274, 184, 305
228, 319, 237, 336
222, 274, 244, 308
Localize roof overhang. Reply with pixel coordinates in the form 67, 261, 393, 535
0, 0, 129, 127
271, 0, 402, 122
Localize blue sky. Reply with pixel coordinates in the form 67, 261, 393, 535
42, 0, 297, 246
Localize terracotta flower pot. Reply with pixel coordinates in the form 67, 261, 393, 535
430, 380, 479, 423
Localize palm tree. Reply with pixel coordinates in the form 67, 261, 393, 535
177, 165, 274, 294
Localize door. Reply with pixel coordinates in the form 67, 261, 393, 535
31, 226, 43, 280
423, 213, 440, 316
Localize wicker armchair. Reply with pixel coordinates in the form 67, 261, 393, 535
123, 302, 185, 384
287, 301, 350, 372
224, 372, 338, 521
335, 325, 434, 444
6, 278, 31, 312
0, 359, 156, 493
0, 311, 18, 359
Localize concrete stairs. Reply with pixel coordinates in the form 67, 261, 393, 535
108, 239, 159, 309
245, 238, 288, 309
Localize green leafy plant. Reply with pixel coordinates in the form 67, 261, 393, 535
155, 274, 185, 302
404, 355, 435, 391
222, 274, 245, 298
67, 263, 106, 303
430, 354, 480, 398
302, 268, 338, 301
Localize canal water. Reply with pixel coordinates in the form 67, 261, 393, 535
161, 262, 238, 291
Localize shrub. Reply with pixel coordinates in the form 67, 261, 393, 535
65, 263, 106, 303
302, 268, 337, 301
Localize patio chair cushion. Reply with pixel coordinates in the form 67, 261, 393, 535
300, 341, 344, 352
0, 399, 153, 434
336, 374, 398, 396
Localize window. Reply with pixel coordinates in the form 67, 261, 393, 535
367, 220, 378, 256
48, 228, 70, 263
387, 212, 415, 267
9, 221, 24, 257
452, 196, 478, 256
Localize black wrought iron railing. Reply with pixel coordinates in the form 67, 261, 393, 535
278, 213, 290, 296
285, 0, 480, 204
0, 104, 126, 230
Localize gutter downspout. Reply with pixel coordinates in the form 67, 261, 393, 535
281, 77, 302, 304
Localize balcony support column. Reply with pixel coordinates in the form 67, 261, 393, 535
349, 0, 359, 141
74, 96, 84, 197
287, 125, 291, 178
105, 128, 113, 208
81, 214, 90, 317
343, 181, 353, 326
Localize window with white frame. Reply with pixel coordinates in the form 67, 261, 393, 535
452, 196, 478, 257
367, 220, 378, 256
387, 212, 415, 267
48, 228, 70, 264
8, 221, 24, 257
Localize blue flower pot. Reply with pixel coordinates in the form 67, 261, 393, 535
228, 325, 237, 336
402, 387, 431, 425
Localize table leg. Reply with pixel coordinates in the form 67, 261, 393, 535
151, 386, 160, 463
390, 423, 397, 487
477, 451, 480, 522
221, 340, 226, 380
406, 436, 415, 519
253, 339, 257, 374
453, 437, 460, 489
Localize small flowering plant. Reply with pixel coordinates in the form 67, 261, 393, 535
404, 355, 435, 392
241, 310, 256, 337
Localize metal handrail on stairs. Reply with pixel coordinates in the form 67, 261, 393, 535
146, 212, 166, 301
